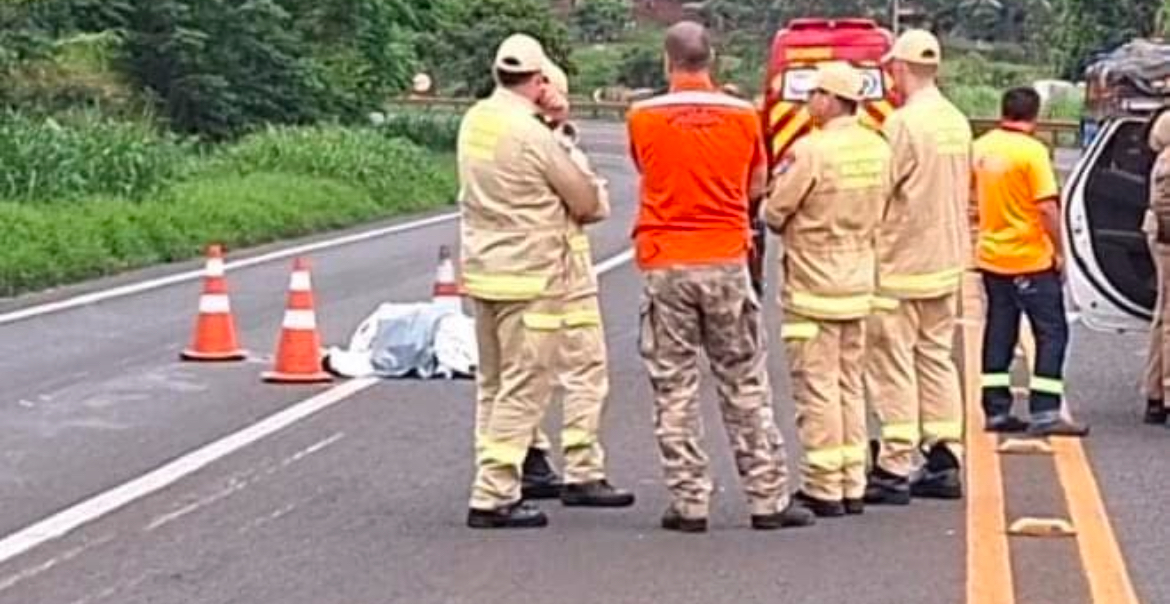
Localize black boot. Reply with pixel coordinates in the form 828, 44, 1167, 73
985, 414, 1030, 433
521, 448, 563, 500
661, 507, 708, 533
752, 500, 817, 530
794, 491, 845, 518
911, 445, 963, 500
864, 466, 912, 505
467, 501, 548, 529
561, 480, 635, 507
843, 498, 865, 515
1144, 400, 1168, 425
1028, 417, 1090, 438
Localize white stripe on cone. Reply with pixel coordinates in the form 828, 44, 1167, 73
289, 271, 312, 292
283, 310, 317, 330
206, 259, 226, 278
198, 294, 231, 314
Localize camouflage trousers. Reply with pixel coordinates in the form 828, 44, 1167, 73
638, 264, 792, 519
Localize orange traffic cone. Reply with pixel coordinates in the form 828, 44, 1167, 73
262, 258, 332, 383
432, 245, 463, 312
182, 245, 247, 362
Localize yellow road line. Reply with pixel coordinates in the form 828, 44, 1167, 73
962, 272, 1016, 604
1052, 439, 1140, 603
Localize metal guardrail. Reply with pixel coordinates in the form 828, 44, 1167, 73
388, 97, 1083, 148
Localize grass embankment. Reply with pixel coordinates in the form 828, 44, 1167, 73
0, 111, 461, 297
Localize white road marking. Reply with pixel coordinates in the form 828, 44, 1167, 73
0, 249, 634, 567
0, 212, 460, 326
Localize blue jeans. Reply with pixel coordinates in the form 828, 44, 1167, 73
980, 269, 1068, 421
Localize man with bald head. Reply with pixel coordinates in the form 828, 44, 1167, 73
628, 20, 814, 533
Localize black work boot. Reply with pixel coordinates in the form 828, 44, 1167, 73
864, 466, 912, 505
752, 500, 817, 530
560, 480, 635, 508
1144, 400, 1168, 425
521, 448, 563, 500
661, 507, 707, 533
985, 414, 1030, 433
794, 491, 845, 518
1028, 417, 1091, 438
467, 501, 548, 529
911, 445, 963, 500
843, 498, 865, 515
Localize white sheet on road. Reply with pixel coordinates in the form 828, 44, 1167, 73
325, 302, 476, 380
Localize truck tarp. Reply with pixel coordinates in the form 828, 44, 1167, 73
1085, 40, 1170, 96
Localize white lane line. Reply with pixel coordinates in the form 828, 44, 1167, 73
0, 248, 634, 567
0, 212, 460, 326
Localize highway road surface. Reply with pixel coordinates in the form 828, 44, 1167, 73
0, 121, 1163, 604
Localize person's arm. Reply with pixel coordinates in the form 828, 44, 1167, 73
536, 133, 606, 224
882, 115, 917, 204
627, 109, 644, 175
1028, 144, 1063, 270
764, 142, 816, 234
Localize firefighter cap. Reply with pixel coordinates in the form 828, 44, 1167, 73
545, 61, 569, 96
494, 33, 550, 74
812, 62, 866, 103
885, 29, 942, 66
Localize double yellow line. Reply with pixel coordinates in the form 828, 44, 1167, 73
960, 272, 1139, 604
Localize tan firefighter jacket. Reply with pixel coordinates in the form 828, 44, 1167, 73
765, 115, 892, 321
877, 87, 972, 300
457, 88, 608, 327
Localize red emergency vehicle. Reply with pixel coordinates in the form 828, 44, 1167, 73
762, 18, 899, 171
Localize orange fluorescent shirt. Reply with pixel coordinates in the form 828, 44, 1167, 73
973, 123, 1060, 275
627, 73, 765, 269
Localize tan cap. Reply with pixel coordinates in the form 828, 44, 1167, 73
545, 61, 569, 96
493, 33, 549, 74
885, 29, 942, 65
812, 62, 866, 102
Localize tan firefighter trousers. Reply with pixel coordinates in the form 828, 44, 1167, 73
782, 315, 868, 501
866, 294, 964, 477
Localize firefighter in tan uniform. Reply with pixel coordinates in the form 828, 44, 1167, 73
766, 62, 892, 518
517, 62, 630, 506
865, 30, 972, 505
460, 35, 633, 529
1143, 109, 1170, 426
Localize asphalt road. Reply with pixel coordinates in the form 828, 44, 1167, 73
0, 121, 1162, 604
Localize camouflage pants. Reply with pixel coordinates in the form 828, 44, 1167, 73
638, 264, 791, 519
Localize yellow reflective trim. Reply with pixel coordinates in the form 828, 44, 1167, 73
881, 422, 920, 443
781, 322, 819, 341
880, 268, 963, 296
790, 292, 874, 318
923, 420, 963, 442
872, 296, 899, 312
562, 427, 595, 450
771, 107, 811, 158
841, 444, 867, 466
568, 234, 591, 253
982, 373, 1012, 389
463, 272, 546, 300
523, 310, 602, 331
786, 47, 833, 61
1031, 377, 1065, 396
805, 447, 844, 471
479, 437, 528, 467
459, 109, 507, 160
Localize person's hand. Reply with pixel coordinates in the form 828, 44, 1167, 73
1054, 253, 1067, 282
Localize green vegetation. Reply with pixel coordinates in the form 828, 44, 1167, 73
0, 120, 456, 296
